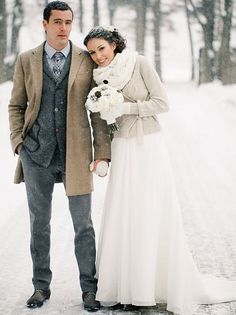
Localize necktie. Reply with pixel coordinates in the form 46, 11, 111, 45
52, 52, 65, 80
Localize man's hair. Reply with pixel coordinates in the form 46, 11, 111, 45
43, 1, 73, 22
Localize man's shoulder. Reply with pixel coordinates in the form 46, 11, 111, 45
71, 42, 84, 54
18, 43, 44, 60
71, 43, 93, 62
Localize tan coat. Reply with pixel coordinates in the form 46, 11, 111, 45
8, 42, 111, 196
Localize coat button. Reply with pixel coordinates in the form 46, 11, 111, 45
55, 128, 59, 133
54, 107, 59, 112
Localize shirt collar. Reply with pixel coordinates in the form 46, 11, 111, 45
44, 41, 70, 59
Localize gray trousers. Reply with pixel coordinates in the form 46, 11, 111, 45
19, 146, 97, 293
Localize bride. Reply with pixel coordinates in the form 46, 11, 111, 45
83, 26, 236, 315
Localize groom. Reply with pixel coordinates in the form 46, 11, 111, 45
8, 1, 110, 312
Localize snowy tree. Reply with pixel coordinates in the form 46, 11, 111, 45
184, 0, 195, 80
188, 0, 235, 84
135, 0, 148, 55
78, 0, 84, 33
11, 0, 24, 55
107, 0, 116, 25
93, 0, 99, 26
217, 0, 235, 84
115, 0, 162, 70
0, 0, 7, 83
150, 0, 162, 78
0, 0, 22, 83
188, 0, 215, 83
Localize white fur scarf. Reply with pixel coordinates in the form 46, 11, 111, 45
93, 49, 138, 90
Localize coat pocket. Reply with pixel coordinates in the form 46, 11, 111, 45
23, 123, 40, 152
23, 135, 39, 152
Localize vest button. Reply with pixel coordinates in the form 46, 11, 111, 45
54, 107, 59, 112
55, 128, 59, 133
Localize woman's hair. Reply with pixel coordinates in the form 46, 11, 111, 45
43, 1, 74, 22
83, 26, 126, 53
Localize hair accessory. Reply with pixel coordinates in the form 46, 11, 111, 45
103, 25, 118, 33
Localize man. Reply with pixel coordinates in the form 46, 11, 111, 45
8, 1, 111, 312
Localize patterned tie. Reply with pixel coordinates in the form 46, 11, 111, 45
52, 52, 65, 80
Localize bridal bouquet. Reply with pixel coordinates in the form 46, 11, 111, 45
85, 80, 124, 133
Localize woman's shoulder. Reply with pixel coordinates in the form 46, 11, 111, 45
134, 54, 156, 75
134, 53, 162, 82
135, 54, 153, 69
136, 54, 150, 64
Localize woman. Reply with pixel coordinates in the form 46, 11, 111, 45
83, 26, 236, 315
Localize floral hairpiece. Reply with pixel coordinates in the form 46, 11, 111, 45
103, 25, 119, 33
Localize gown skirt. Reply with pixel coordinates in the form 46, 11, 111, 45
95, 131, 236, 315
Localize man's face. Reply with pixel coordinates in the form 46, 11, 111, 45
43, 9, 73, 50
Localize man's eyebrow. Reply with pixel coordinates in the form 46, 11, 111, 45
53, 18, 72, 22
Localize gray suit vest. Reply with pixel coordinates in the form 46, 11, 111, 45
23, 50, 71, 168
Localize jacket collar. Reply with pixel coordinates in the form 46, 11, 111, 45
68, 42, 84, 92
31, 43, 44, 108
30, 41, 85, 96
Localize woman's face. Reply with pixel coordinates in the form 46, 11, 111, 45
86, 38, 116, 67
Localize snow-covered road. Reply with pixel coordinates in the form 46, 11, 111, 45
1, 81, 236, 315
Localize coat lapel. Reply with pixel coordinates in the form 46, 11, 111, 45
31, 43, 44, 112
30, 42, 85, 99
68, 43, 84, 92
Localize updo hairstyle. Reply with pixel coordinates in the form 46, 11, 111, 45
83, 26, 126, 54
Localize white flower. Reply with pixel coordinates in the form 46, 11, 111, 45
103, 25, 118, 33
85, 82, 124, 129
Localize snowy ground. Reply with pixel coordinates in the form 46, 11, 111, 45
1, 81, 236, 315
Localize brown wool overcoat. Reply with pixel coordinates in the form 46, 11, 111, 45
8, 42, 111, 196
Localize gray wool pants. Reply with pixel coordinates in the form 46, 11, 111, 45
19, 146, 97, 293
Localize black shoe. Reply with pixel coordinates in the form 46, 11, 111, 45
123, 304, 140, 311
26, 289, 51, 308
82, 292, 100, 312
110, 303, 124, 310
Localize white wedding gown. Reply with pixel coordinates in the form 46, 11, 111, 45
95, 131, 236, 315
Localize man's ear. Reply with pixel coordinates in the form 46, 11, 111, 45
42, 20, 47, 32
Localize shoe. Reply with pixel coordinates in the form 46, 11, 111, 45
123, 304, 140, 311
26, 289, 51, 308
82, 292, 100, 312
110, 303, 124, 310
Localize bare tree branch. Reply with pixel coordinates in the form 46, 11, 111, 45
187, 0, 205, 28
